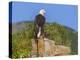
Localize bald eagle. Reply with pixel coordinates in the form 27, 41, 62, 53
34, 9, 46, 39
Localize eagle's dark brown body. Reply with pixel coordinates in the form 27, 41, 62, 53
34, 14, 45, 39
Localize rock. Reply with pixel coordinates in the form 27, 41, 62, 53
54, 45, 71, 56
37, 37, 45, 57
31, 36, 45, 57
31, 39, 37, 57
31, 37, 71, 57
44, 38, 55, 56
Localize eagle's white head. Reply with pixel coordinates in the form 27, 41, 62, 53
39, 9, 46, 16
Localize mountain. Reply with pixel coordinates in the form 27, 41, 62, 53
11, 21, 78, 58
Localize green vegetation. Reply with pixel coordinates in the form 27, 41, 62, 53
12, 22, 78, 58
12, 22, 34, 58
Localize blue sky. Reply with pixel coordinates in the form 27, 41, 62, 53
11, 2, 78, 31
